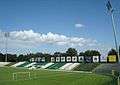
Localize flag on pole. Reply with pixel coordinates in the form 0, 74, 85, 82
106, 0, 113, 13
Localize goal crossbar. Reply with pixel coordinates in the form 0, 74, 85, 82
13, 72, 31, 80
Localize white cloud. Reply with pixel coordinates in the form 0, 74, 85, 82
9, 30, 97, 47
75, 23, 84, 28
0, 29, 101, 54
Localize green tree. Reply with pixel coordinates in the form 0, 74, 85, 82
79, 52, 85, 56
44, 53, 51, 62
84, 50, 100, 56
35, 52, 43, 58
17, 54, 30, 61
0, 53, 5, 62
7, 54, 17, 62
61, 53, 67, 57
53, 52, 61, 57
108, 49, 117, 56
66, 48, 77, 56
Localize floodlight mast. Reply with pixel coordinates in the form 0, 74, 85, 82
4, 32, 9, 62
106, 0, 119, 62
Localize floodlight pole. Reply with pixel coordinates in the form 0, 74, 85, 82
5, 33, 8, 62
110, 12, 119, 62
5, 32, 9, 62
106, 0, 119, 62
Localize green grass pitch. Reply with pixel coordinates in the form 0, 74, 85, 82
0, 67, 116, 85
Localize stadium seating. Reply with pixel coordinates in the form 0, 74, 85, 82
24, 62, 36, 68
17, 62, 31, 67
10, 62, 80, 71
34, 62, 47, 68
0, 62, 10, 67
65, 63, 80, 70
41, 62, 54, 69
11, 62, 26, 67
59, 63, 73, 70
46, 63, 66, 69
5, 62, 17, 66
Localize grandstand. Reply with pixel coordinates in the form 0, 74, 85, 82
11, 62, 26, 67
17, 61, 31, 67
59, 63, 73, 70
5, 62, 17, 66
41, 62, 54, 69
0, 62, 10, 67
34, 62, 47, 69
4, 61, 80, 71
46, 63, 66, 69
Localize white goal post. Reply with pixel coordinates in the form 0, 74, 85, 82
13, 72, 31, 80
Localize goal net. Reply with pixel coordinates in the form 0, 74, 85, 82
13, 72, 31, 80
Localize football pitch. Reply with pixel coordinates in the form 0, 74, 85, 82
0, 67, 116, 85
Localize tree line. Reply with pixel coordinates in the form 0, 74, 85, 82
0, 48, 118, 62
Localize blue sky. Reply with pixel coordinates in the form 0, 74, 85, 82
0, 0, 120, 54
